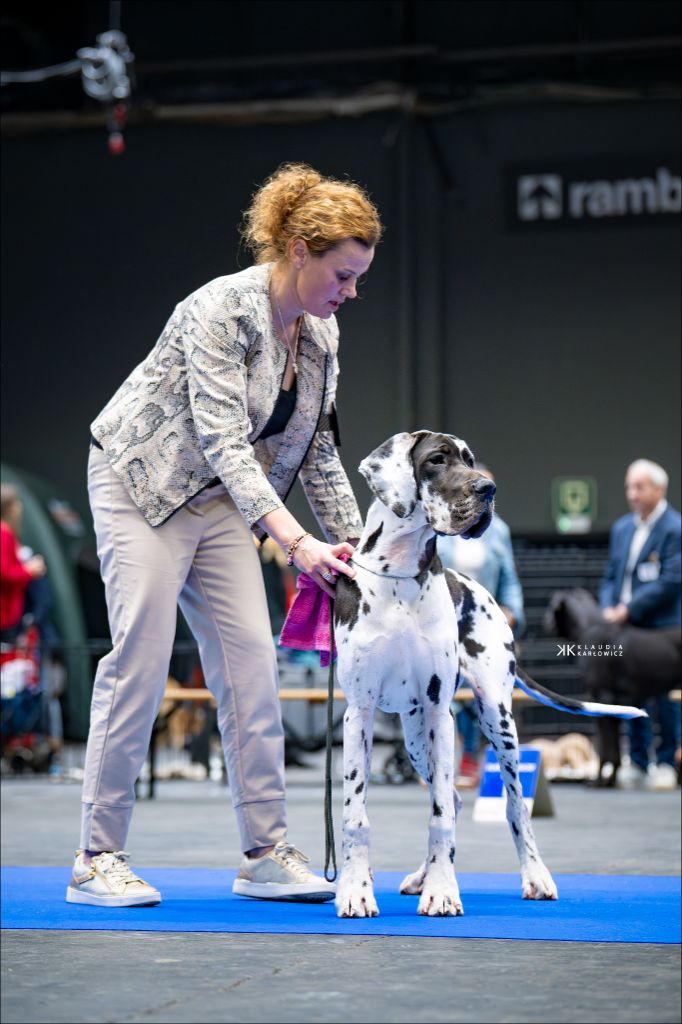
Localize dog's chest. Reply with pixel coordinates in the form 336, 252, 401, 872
336, 573, 458, 713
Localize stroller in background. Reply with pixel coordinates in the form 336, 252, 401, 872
1, 622, 61, 774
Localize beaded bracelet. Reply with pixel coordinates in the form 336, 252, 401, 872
286, 531, 311, 566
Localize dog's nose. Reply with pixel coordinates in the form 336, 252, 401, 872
474, 477, 496, 499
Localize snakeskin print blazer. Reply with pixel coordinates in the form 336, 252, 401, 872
91, 262, 364, 542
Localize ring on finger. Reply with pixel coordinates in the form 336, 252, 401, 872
320, 570, 334, 583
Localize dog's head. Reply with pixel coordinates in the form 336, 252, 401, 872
358, 430, 495, 537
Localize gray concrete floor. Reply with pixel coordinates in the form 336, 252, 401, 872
1, 745, 681, 1024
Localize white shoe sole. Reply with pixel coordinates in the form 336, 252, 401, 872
232, 879, 335, 902
65, 885, 162, 907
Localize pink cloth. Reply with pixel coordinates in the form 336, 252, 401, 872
278, 554, 349, 667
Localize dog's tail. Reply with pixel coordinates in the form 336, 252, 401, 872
514, 668, 647, 719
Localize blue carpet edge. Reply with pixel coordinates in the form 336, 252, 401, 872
2, 869, 679, 945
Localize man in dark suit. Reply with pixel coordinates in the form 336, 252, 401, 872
599, 459, 681, 790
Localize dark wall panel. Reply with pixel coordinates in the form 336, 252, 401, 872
1, 101, 680, 538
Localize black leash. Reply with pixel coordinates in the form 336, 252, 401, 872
323, 593, 337, 882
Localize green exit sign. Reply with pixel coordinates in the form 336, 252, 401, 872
551, 476, 597, 534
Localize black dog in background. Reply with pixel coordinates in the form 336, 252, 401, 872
545, 589, 681, 782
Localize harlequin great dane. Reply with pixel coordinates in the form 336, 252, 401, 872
334, 430, 646, 918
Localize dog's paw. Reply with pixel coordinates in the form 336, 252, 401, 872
335, 879, 379, 918
336, 890, 379, 918
417, 883, 463, 917
399, 862, 426, 895
522, 864, 558, 901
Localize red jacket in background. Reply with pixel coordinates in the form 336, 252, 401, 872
0, 521, 32, 630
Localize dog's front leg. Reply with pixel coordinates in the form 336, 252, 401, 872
418, 708, 463, 916
336, 703, 379, 918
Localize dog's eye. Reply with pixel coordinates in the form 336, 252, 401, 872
462, 450, 474, 468
427, 454, 446, 466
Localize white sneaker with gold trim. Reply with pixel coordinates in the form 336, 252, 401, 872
66, 851, 161, 907
233, 841, 335, 902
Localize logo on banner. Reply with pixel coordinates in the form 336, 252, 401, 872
518, 174, 563, 220
511, 163, 681, 227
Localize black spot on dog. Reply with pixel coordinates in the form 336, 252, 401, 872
508, 659, 516, 676
344, 798, 350, 806
392, 502, 406, 518
430, 854, 437, 864
503, 741, 514, 750
355, 782, 364, 795
432, 801, 443, 817
447, 575, 486, 657
350, 768, 358, 781
446, 572, 465, 606
359, 522, 383, 555
335, 576, 361, 631
504, 641, 515, 652
408, 707, 418, 716
449, 846, 455, 863
362, 601, 371, 616
362, 880, 368, 887
414, 537, 442, 585
429, 729, 435, 741
382, 564, 390, 573
427, 674, 441, 704
512, 822, 519, 837
498, 703, 509, 717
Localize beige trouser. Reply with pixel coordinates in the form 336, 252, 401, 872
80, 445, 287, 854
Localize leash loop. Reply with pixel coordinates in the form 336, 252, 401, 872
323, 592, 337, 882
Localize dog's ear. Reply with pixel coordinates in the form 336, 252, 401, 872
358, 431, 430, 517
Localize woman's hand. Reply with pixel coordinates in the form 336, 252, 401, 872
258, 506, 357, 597
292, 536, 356, 597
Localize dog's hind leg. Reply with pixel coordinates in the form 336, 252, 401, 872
399, 701, 463, 915
335, 703, 379, 918
398, 706, 430, 896
476, 691, 558, 900
398, 705, 462, 899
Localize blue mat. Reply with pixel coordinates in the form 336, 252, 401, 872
1, 868, 679, 943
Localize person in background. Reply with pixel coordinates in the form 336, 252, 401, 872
599, 459, 681, 791
0, 485, 46, 641
438, 465, 525, 787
